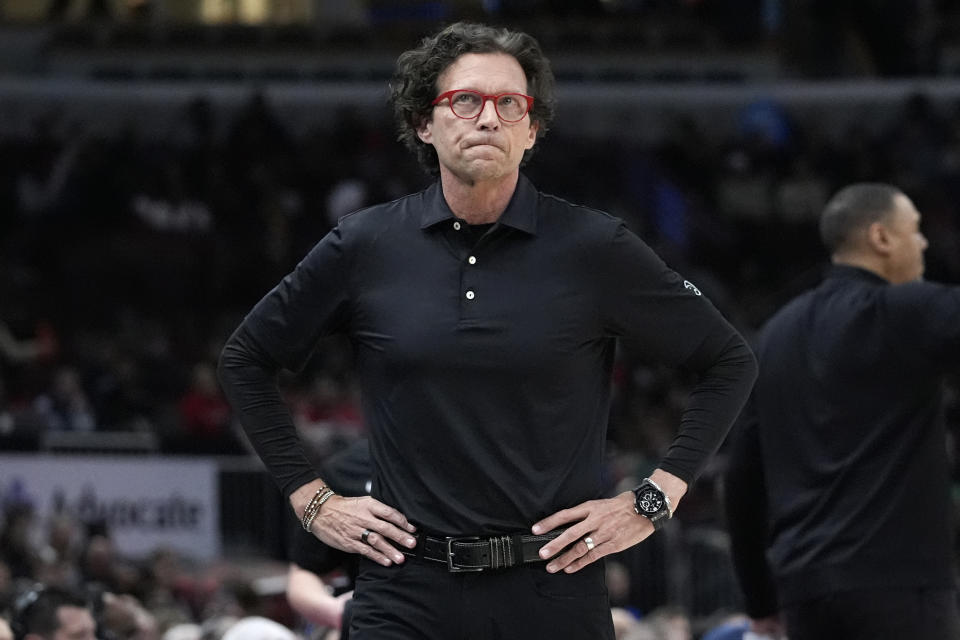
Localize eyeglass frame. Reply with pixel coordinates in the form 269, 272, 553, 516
431, 89, 535, 123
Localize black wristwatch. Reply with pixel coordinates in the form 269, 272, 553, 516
633, 477, 672, 531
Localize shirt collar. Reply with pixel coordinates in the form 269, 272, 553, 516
419, 173, 539, 235
826, 263, 889, 285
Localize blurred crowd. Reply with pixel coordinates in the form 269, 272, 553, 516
3, 87, 960, 455
0, 494, 765, 639
4, 0, 956, 81
3, 79, 960, 637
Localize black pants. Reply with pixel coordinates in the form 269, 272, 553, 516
348, 556, 615, 640
783, 587, 960, 640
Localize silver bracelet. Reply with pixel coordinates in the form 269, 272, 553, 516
302, 489, 336, 532
299, 486, 329, 531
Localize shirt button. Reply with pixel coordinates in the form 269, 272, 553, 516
453, 221, 461, 231
465, 290, 475, 300
468, 256, 477, 265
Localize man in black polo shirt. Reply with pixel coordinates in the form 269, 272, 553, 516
724, 183, 960, 640
219, 21, 757, 639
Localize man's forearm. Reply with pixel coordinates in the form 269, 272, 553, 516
217, 327, 318, 498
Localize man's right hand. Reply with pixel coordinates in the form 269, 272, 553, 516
292, 481, 417, 566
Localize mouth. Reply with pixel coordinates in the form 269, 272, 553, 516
464, 139, 502, 151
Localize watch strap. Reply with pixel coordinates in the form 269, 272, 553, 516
646, 507, 670, 531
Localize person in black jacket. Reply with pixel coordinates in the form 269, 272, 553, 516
219, 21, 757, 640
724, 182, 960, 640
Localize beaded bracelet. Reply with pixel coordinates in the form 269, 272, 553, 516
302, 489, 336, 532
303, 486, 328, 516
300, 486, 328, 531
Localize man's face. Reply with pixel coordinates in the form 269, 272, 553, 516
417, 52, 539, 186
51, 606, 97, 640
882, 193, 928, 283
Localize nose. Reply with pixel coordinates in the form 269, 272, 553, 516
920, 232, 929, 251
476, 97, 500, 128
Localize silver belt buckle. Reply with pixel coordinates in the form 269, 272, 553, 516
445, 536, 484, 572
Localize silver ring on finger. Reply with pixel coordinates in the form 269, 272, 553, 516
583, 536, 595, 551
361, 528, 373, 545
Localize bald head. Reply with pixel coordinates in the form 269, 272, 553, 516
819, 183, 901, 255
819, 183, 928, 283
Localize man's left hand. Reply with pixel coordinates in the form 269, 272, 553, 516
530, 491, 653, 574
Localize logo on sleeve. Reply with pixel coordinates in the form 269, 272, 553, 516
683, 280, 702, 296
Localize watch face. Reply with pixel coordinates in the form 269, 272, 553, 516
637, 488, 664, 514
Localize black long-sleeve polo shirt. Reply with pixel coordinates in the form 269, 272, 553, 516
725, 265, 960, 614
219, 174, 757, 536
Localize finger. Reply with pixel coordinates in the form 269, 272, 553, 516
531, 505, 586, 536
555, 536, 613, 574
536, 523, 591, 562
354, 536, 400, 567
558, 543, 605, 574
360, 529, 408, 565
371, 502, 417, 533
365, 520, 418, 550
545, 537, 596, 573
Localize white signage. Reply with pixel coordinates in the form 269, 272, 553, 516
0, 455, 220, 560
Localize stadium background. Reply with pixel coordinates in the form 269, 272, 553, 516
1, 1, 960, 638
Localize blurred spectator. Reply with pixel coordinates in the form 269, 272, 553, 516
173, 363, 240, 455
0, 558, 13, 611
0, 375, 14, 441
219, 616, 295, 640
0, 321, 58, 365
699, 618, 749, 640
620, 620, 660, 640
32, 366, 96, 433
11, 585, 97, 640
130, 162, 213, 236
46, 0, 112, 21
291, 373, 363, 449
0, 503, 40, 580
778, 0, 931, 77
139, 549, 198, 631
610, 606, 643, 639
160, 624, 201, 640
79, 534, 134, 595
44, 514, 85, 570
646, 605, 692, 640
879, 92, 950, 193
98, 591, 159, 640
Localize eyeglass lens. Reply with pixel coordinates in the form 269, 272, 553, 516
449, 91, 528, 121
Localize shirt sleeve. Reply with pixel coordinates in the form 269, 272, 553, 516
884, 280, 960, 369
217, 226, 352, 498
599, 223, 758, 484
723, 394, 780, 618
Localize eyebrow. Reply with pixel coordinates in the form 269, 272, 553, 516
447, 87, 527, 94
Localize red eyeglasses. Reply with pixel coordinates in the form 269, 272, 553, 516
431, 89, 534, 123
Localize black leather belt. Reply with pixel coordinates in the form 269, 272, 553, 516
402, 529, 565, 572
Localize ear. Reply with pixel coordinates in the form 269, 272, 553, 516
866, 221, 893, 255
524, 120, 540, 150
416, 116, 433, 145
